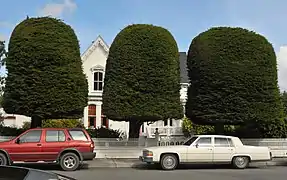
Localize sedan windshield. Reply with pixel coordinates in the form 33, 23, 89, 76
183, 136, 198, 145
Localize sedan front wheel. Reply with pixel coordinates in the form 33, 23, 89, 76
160, 154, 178, 170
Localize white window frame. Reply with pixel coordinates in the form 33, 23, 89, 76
93, 71, 104, 91
90, 65, 105, 92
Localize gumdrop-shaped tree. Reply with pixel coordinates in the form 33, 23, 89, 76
2, 17, 88, 128
186, 27, 286, 137
102, 24, 183, 138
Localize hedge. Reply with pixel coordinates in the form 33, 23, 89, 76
2, 17, 88, 128
186, 27, 286, 137
102, 24, 183, 137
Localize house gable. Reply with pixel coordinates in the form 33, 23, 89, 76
81, 35, 109, 94
81, 35, 109, 63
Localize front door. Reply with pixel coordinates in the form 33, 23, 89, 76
9, 130, 43, 162
187, 137, 213, 163
213, 137, 235, 162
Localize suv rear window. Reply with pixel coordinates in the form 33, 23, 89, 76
68, 130, 88, 141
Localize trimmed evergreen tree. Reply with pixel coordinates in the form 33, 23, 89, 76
186, 27, 286, 137
0, 41, 6, 93
102, 24, 183, 138
281, 91, 287, 116
2, 17, 88, 128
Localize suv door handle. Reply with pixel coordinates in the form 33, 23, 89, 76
37, 144, 42, 146
208, 148, 212, 150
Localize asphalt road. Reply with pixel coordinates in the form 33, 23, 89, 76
52, 165, 287, 180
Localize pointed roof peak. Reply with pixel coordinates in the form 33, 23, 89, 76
81, 35, 109, 62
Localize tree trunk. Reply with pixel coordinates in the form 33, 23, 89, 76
214, 123, 224, 134
128, 120, 142, 138
30, 116, 42, 128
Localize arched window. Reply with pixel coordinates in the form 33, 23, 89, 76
94, 71, 103, 91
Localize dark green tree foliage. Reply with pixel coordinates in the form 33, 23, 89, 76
186, 27, 286, 137
103, 24, 183, 137
2, 17, 88, 128
281, 91, 287, 116
0, 41, 6, 93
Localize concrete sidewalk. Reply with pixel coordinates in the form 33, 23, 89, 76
86, 158, 287, 168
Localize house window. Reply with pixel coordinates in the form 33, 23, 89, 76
94, 71, 103, 91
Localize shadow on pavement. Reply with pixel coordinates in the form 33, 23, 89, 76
132, 163, 260, 170
12, 163, 90, 171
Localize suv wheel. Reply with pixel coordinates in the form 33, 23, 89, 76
0, 153, 8, 166
60, 152, 80, 171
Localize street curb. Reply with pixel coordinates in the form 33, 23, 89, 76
254, 159, 287, 166
85, 158, 287, 169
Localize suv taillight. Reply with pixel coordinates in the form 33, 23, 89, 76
90, 142, 94, 151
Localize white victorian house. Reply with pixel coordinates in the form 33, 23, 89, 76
81, 35, 189, 138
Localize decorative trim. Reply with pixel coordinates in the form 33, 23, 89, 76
181, 83, 190, 86
90, 65, 105, 72
81, 35, 109, 62
88, 101, 102, 106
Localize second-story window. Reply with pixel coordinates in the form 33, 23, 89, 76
94, 71, 103, 91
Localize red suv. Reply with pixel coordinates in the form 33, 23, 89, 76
0, 128, 96, 171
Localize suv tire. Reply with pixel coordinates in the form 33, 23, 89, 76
0, 153, 8, 166
59, 152, 80, 171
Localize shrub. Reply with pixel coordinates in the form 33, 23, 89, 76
22, 121, 31, 130
186, 27, 286, 137
103, 24, 183, 138
281, 91, 287, 117
42, 119, 84, 128
2, 17, 88, 128
0, 125, 25, 136
181, 117, 214, 137
86, 127, 122, 138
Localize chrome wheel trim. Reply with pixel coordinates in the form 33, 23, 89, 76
163, 155, 176, 169
235, 157, 248, 168
63, 156, 76, 168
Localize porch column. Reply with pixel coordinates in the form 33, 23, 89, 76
83, 106, 89, 128
95, 103, 102, 127
167, 118, 171, 137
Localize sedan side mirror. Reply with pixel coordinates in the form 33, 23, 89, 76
15, 138, 20, 144
195, 144, 199, 148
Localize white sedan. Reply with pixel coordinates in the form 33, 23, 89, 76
139, 135, 272, 170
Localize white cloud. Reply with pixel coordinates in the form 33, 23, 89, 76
38, 0, 77, 17
277, 46, 287, 91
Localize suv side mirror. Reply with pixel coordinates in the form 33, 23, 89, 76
15, 138, 20, 144
195, 143, 199, 148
